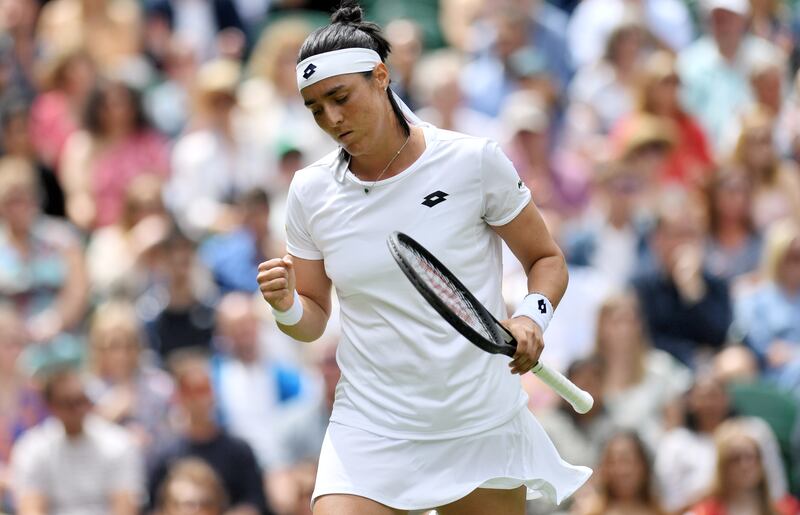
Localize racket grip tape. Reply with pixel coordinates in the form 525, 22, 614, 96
531, 362, 594, 414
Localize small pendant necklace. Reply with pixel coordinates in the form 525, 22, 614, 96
361, 133, 411, 194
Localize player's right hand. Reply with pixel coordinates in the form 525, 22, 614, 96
257, 255, 296, 311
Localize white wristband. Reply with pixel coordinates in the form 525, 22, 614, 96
272, 290, 304, 326
512, 293, 554, 333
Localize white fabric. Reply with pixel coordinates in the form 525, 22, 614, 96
512, 293, 554, 333
10, 416, 143, 515
296, 48, 382, 90
312, 408, 592, 510
272, 290, 304, 325
286, 125, 533, 439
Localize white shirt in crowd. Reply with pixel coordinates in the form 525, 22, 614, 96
285, 125, 531, 439
11, 415, 144, 515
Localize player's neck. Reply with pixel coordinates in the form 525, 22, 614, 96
350, 125, 423, 182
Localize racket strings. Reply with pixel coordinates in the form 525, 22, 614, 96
404, 245, 494, 342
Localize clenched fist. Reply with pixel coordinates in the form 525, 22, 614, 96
257, 256, 296, 311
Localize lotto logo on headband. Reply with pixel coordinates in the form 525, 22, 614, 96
303, 63, 317, 79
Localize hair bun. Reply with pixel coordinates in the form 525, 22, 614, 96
331, 2, 363, 25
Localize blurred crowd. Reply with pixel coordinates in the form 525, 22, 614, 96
1, 0, 800, 514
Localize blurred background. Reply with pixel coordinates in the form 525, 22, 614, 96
1, 0, 800, 514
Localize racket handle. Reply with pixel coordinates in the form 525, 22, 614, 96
531, 362, 594, 414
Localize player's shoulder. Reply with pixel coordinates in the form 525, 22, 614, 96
431, 126, 496, 151
288, 148, 342, 196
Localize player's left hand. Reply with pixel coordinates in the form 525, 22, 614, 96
500, 317, 544, 375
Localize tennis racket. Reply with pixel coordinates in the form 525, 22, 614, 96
387, 231, 594, 414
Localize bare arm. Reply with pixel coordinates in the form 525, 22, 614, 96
56, 240, 89, 331
257, 255, 332, 342
491, 202, 568, 374
16, 492, 48, 515
109, 491, 140, 515
491, 202, 568, 307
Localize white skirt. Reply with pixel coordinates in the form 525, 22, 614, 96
311, 407, 592, 511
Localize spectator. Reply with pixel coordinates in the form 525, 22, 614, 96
567, 0, 694, 69
61, 79, 171, 231
688, 420, 800, 515
501, 89, 587, 217
567, 21, 645, 140
36, 0, 144, 78
749, 0, 795, 59
85, 174, 171, 299
412, 50, 500, 139
731, 107, 800, 231
735, 220, 800, 390
238, 17, 328, 179
537, 357, 617, 470
156, 458, 229, 515
0, 157, 88, 348
10, 367, 144, 515
0, 0, 40, 103
144, 37, 198, 138
139, 226, 217, 363
210, 292, 318, 514
167, 59, 265, 238
611, 50, 714, 188
575, 431, 665, 515
593, 291, 691, 446
0, 101, 65, 217
147, 351, 271, 515
703, 166, 763, 282
632, 192, 733, 367
199, 189, 284, 294
85, 300, 175, 463
655, 376, 788, 512
0, 308, 47, 514
563, 161, 651, 287
677, 0, 783, 148
384, 18, 424, 108
27, 49, 96, 170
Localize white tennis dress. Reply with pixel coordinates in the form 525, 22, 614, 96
285, 125, 592, 510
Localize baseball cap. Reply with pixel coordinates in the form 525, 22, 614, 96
702, 0, 750, 16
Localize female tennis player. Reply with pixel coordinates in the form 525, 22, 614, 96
257, 3, 592, 514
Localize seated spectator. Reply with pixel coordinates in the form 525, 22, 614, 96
537, 357, 617, 470
143, 37, 197, 138
575, 431, 665, 515
655, 376, 788, 513
155, 458, 229, 515
703, 166, 763, 282
735, 220, 800, 390
139, 226, 217, 363
147, 351, 270, 515
36, 0, 144, 77
632, 193, 733, 367
611, 50, 713, 188
85, 300, 175, 463
731, 107, 800, 231
411, 50, 500, 139
61, 79, 170, 230
688, 420, 800, 515
501, 90, 588, 217
563, 160, 652, 287
0, 158, 87, 354
167, 59, 267, 238
0, 308, 47, 513
199, 189, 284, 295
593, 291, 691, 446
567, 21, 645, 143
0, 101, 65, 217
86, 174, 171, 299
10, 368, 144, 515
210, 292, 319, 514
28, 49, 96, 170
677, 0, 783, 149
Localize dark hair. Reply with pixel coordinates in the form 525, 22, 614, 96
297, 1, 409, 137
41, 367, 82, 404
84, 80, 151, 137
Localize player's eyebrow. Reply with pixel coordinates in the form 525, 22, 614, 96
303, 85, 346, 107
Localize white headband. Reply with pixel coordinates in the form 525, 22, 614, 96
297, 48, 381, 90
296, 47, 424, 129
